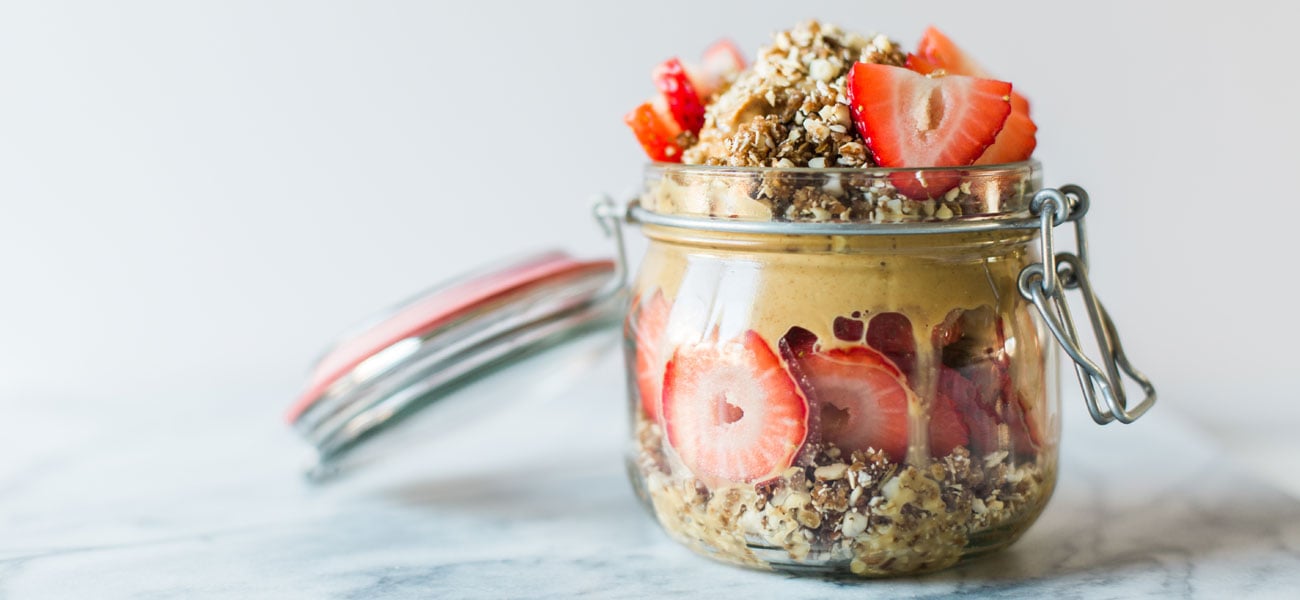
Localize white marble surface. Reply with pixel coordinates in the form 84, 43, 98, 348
4, 347, 1300, 599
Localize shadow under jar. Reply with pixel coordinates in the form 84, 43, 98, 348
623, 161, 1062, 577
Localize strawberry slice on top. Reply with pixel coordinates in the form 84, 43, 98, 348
846, 63, 1012, 197
627, 41, 747, 161
632, 289, 671, 421
624, 95, 684, 163
662, 331, 808, 483
904, 52, 941, 76
911, 26, 1037, 164
915, 26, 990, 80
696, 38, 746, 97
653, 58, 707, 133
975, 94, 1036, 165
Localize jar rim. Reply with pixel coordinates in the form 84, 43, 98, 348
639, 159, 1044, 227
646, 158, 1040, 176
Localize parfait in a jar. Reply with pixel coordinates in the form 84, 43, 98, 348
623, 21, 1057, 577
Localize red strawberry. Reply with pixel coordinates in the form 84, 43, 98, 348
942, 360, 1040, 460
915, 26, 990, 80
624, 95, 684, 162
845, 63, 1012, 197
912, 27, 1037, 165
632, 290, 671, 421
938, 365, 999, 456
653, 58, 706, 133
929, 386, 971, 457
905, 52, 941, 75
782, 341, 910, 461
865, 312, 917, 378
832, 315, 865, 343
697, 38, 746, 97
783, 325, 969, 460
933, 308, 1041, 459
662, 331, 808, 483
975, 93, 1037, 165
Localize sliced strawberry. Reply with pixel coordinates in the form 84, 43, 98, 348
846, 64, 1011, 198
696, 38, 746, 97
936, 308, 1008, 413
662, 331, 808, 483
975, 94, 1036, 165
933, 307, 1040, 459
915, 26, 990, 80
929, 386, 971, 457
624, 96, 684, 162
865, 312, 917, 378
653, 58, 706, 134
912, 27, 1037, 165
832, 315, 865, 343
1001, 317, 1044, 452
938, 365, 999, 456
783, 324, 968, 460
782, 343, 909, 461
905, 52, 941, 75
632, 289, 671, 421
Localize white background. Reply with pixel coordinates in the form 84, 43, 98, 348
2, 1, 1297, 468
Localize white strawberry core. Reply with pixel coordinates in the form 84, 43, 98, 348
911, 82, 945, 133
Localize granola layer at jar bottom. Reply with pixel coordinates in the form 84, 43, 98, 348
633, 419, 1053, 576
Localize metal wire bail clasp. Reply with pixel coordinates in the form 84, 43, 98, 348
592, 195, 631, 295
1017, 186, 1156, 424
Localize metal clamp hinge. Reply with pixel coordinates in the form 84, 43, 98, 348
1018, 186, 1156, 424
592, 195, 632, 298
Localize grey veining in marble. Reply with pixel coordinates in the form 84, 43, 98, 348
3, 351, 1299, 599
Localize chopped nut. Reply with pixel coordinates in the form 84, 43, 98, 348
984, 450, 1009, 468
809, 58, 835, 82
815, 463, 848, 481
683, 20, 904, 169
842, 512, 869, 538
783, 491, 813, 510
796, 507, 823, 529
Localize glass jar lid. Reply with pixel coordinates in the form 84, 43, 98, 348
288, 250, 622, 478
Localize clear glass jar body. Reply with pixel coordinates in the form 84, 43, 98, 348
624, 163, 1060, 577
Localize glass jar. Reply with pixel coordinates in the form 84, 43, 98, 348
618, 161, 1146, 577
286, 159, 1154, 580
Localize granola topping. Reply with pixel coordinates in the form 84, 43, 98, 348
683, 21, 905, 168
627, 22, 1042, 223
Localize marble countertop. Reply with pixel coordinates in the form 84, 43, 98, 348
4, 346, 1300, 599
